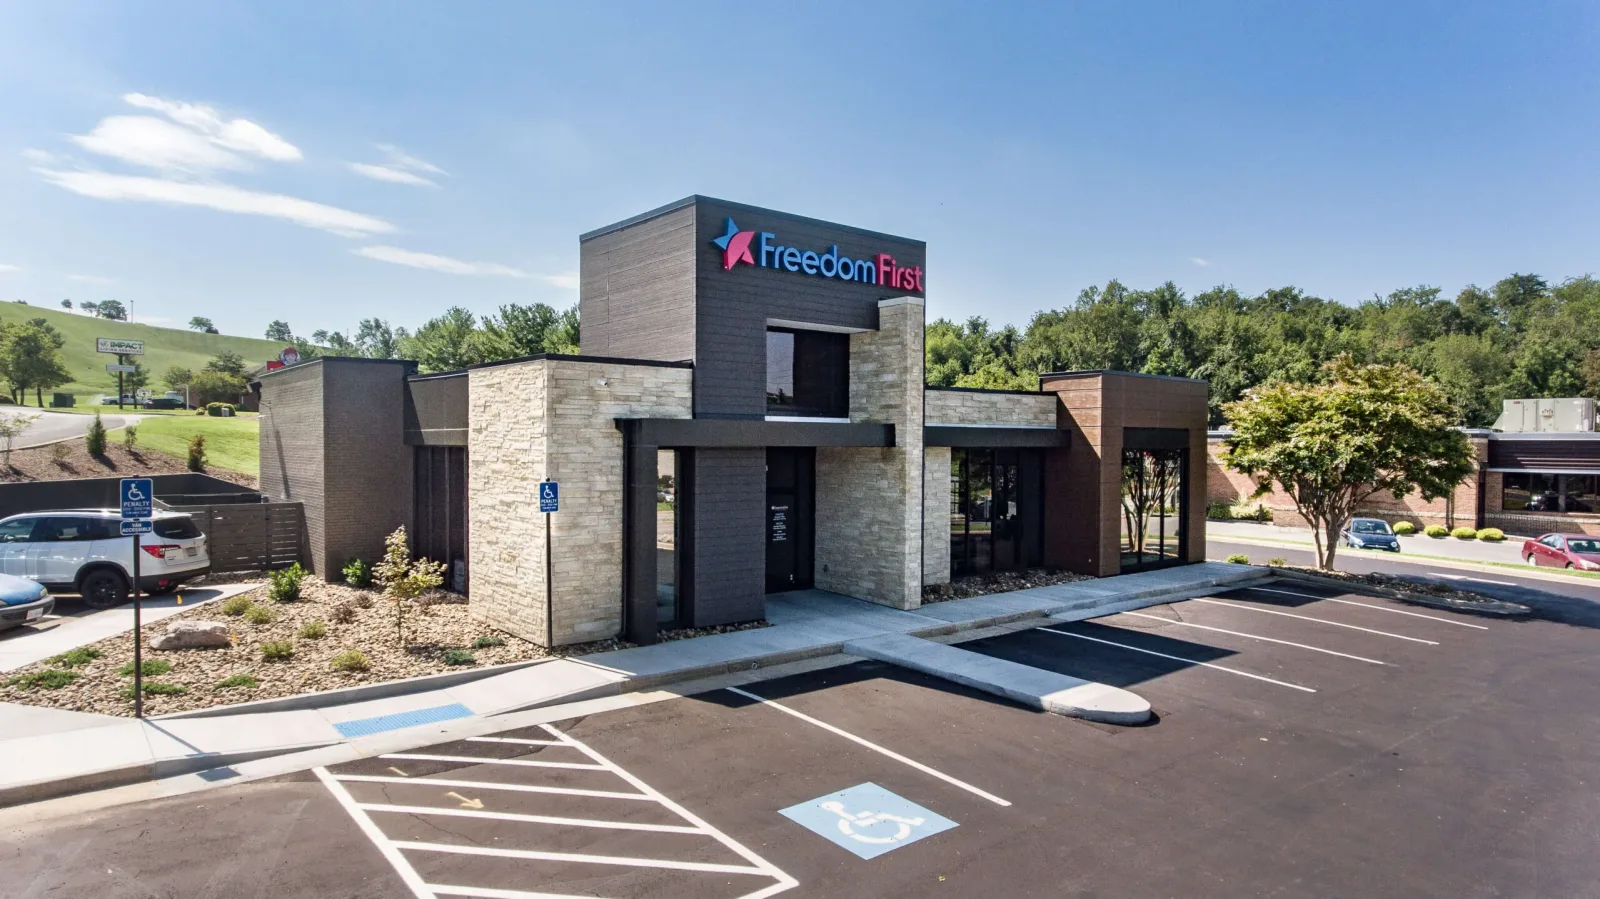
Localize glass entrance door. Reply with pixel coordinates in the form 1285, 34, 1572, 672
765, 448, 815, 593
1119, 447, 1188, 571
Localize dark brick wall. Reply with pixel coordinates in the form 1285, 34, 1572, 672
406, 373, 467, 446
322, 360, 414, 575
690, 448, 765, 626
579, 203, 697, 363
259, 363, 326, 569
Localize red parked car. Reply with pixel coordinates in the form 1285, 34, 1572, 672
1521, 533, 1600, 571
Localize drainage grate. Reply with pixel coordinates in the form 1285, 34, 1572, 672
333, 702, 474, 738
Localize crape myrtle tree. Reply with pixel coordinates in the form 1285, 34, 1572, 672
1222, 355, 1475, 570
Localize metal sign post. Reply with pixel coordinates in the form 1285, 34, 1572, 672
539, 481, 559, 647
98, 339, 144, 411
120, 479, 153, 717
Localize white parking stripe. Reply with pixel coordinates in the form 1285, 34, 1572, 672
1037, 627, 1318, 693
1192, 598, 1440, 644
314, 768, 433, 899
358, 803, 706, 834
1119, 611, 1387, 665
726, 686, 1012, 807
395, 840, 770, 875
541, 723, 801, 893
467, 736, 567, 747
330, 774, 653, 801
380, 753, 607, 771
429, 885, 598, 899
1249, 586, 1491, 630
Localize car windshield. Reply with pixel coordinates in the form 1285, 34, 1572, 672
1569, 539, 1600, 554
1351, 520, 1391, 535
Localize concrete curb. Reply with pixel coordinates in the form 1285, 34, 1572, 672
157, 658, 552, 720
1265, 567, 1531, 616
0, 742, 338, 808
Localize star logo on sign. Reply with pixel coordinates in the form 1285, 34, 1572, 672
712, 217, 756, 270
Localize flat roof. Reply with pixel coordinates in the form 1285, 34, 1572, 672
578, 194, 926, 246
1039, 370, 1208, 385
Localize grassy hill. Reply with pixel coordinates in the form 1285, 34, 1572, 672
0, 304, 290, 400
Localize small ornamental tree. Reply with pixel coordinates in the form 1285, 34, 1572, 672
1222, 355, 1474, 570
85, 412, 107, 455
374, 526, 446, 645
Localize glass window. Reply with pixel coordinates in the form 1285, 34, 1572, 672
1569, 538, 1600, 553
656, 450, 678, 625
1351, 520, 1391, 535
0, 517, 37, 543
153, 517, 201, 540
1504, 472, 1600, 513
766, 328, 848, 418
1121, 447, 1188, 571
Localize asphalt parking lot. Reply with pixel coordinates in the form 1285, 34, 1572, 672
5, 579, 1599, 898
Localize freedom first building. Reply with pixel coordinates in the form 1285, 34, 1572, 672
257, 197, 1210, 646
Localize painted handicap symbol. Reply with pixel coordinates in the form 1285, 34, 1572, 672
126, 483, 146, 500
780, 783, 957, 859
820, 800, 925, 844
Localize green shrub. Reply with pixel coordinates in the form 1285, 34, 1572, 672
1206, 501, 1233, 520
120, 681, 187, 699
85, 412, 107, 455
441, 649, 476, 666
297, 620, 327, 640
1451, 526, 1478, 539
260, 641, 294, 662
220, 595, 253, 616
122, 424, 138, 450
214, 674, 258, 690
1476, 528, 1505, 542
471, 635, 505, 649
205, 402, 236, 417
342, 558, 373, 588
1266, 557, 1288, 566
1225, 553, 1250, 564
5, 669, 79, 690
375, 525, 446, 646
186, 433, 207, 471
330, 602, 357, 624
47, 647, 102, 668
118, 659, 173, 677
1392, 521, 1417, 535
330, 650, 369, 672
1424, 525, 1449, 538
244, 605, 277, 625
268, 563, 307, 603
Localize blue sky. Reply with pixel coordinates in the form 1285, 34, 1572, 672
0, 1, 1595, 339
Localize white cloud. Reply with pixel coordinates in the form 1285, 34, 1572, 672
67, 274, 115, 285
37, 169, 395, 237
538, 272, 580, 290
354, 245, 533, 278
348, 162, 436, 187
348, 144, 446, 187
21, 148, 57, 165
68, 94, 301, 174
1189, 257, 1211, 267
0, 264, 20, 274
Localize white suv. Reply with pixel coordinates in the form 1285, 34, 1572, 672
0, 510, 211, 608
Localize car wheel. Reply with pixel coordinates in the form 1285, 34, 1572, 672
1525, 554, 1537, 566
1566, 563, 1576, 570
80, 569, 129, 609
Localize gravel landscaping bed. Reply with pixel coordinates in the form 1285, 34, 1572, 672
922, 568, 1095, 603
0, 576, 625, 718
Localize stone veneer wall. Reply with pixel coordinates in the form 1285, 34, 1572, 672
922, 446, 952, 586
467, 359, 692, 646
815, 297, 925, 609
925, 389, 1057, 427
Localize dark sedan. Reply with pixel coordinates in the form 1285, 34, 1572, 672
1341, 517, 1401, 552
1521, 533, 1600, 571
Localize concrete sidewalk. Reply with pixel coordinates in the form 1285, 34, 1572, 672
0, 583, 260, 673
0, 562, 1267, 808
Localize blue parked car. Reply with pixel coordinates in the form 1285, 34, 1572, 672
0, 571, 53, 632
1341, 518, 1401, 552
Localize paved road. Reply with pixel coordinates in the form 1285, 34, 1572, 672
4, 578, 1597, 897
1209, 536, 1600, 603
1, 409, 142, 449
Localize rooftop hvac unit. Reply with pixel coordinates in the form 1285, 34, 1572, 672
1492, 398, 1597, 433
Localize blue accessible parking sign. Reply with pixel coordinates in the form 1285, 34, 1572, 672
539, 481, 559, 513
120, 478, 153, 520
779, 782, 957, 860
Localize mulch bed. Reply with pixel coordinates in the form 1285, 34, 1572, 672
0, 439, 256, 488
922, 568, 1094, 603
0, 575, 770, 718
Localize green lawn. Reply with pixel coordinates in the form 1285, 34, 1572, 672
0, 304, 290, 402
114, 415, 260, 478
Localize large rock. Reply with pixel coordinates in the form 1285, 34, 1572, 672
148, 620, 231, 650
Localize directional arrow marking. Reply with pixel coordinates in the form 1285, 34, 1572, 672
445, 791, 484, 810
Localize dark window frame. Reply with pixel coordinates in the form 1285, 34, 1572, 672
766, 327, 849, 419
1502, 472, 1599, 514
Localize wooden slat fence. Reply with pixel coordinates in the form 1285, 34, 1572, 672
169, 502, 304, 572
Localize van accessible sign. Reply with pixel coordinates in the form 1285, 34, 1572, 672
713, 217, 924, 293
97, 337, 145, 356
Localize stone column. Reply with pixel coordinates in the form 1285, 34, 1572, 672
815, 297, 925, 609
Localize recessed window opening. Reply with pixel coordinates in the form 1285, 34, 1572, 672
766, 328, 848, 418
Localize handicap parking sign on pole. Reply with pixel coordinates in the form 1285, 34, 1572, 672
779, 782, 957, 860
120, 478, 153, 520
539, 481, 559, 513
119, 519, 152, 536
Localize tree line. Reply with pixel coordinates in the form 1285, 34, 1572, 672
927, 272, 1600, 427
259, 303, 581, 373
